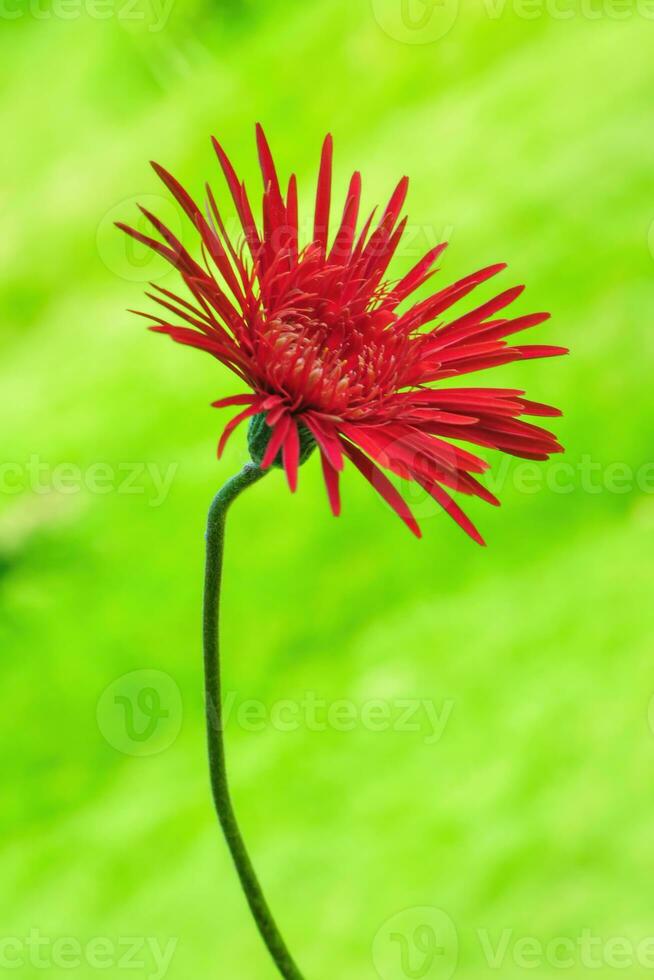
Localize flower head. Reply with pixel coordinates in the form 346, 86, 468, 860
119, 126, 566, 543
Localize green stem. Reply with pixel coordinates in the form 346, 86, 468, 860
203, 462, 306, 980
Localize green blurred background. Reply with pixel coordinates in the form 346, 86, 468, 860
2, 1, 654, 977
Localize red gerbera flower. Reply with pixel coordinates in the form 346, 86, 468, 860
119, 126, 566, 544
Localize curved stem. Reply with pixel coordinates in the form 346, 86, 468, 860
203, 462, 306, 980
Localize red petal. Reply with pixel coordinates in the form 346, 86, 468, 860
381, 176, 409, 228
303, 415, 345, 471
255, 124, 284, 205
342, 440, 421, 538
283, 420, 301, 492
429, 285, 526, 351
313, 134, 333, 257
398, 262, 508, 332
211, 393, 257, 410
217, 404, 262, 458
286, 174, 299, 263
518, 398, 562, 417
150, 324, 237, 362
328, 171, 362, 263
393, 242, 448, 302
416, 479, 486, 546
320, 452, 341, 516
474, 311, 551, 344
150, 161, 200, 222
211, 136, 262, 264
261, 414, 291, 469
115, 221, 193, 274
514, 345, 569, 359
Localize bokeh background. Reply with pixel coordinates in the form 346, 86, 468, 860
2, 1, 654, 977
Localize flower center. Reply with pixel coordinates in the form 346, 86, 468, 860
257, 309, 408, 417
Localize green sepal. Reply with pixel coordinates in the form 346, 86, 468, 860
247, 412, 317, 469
